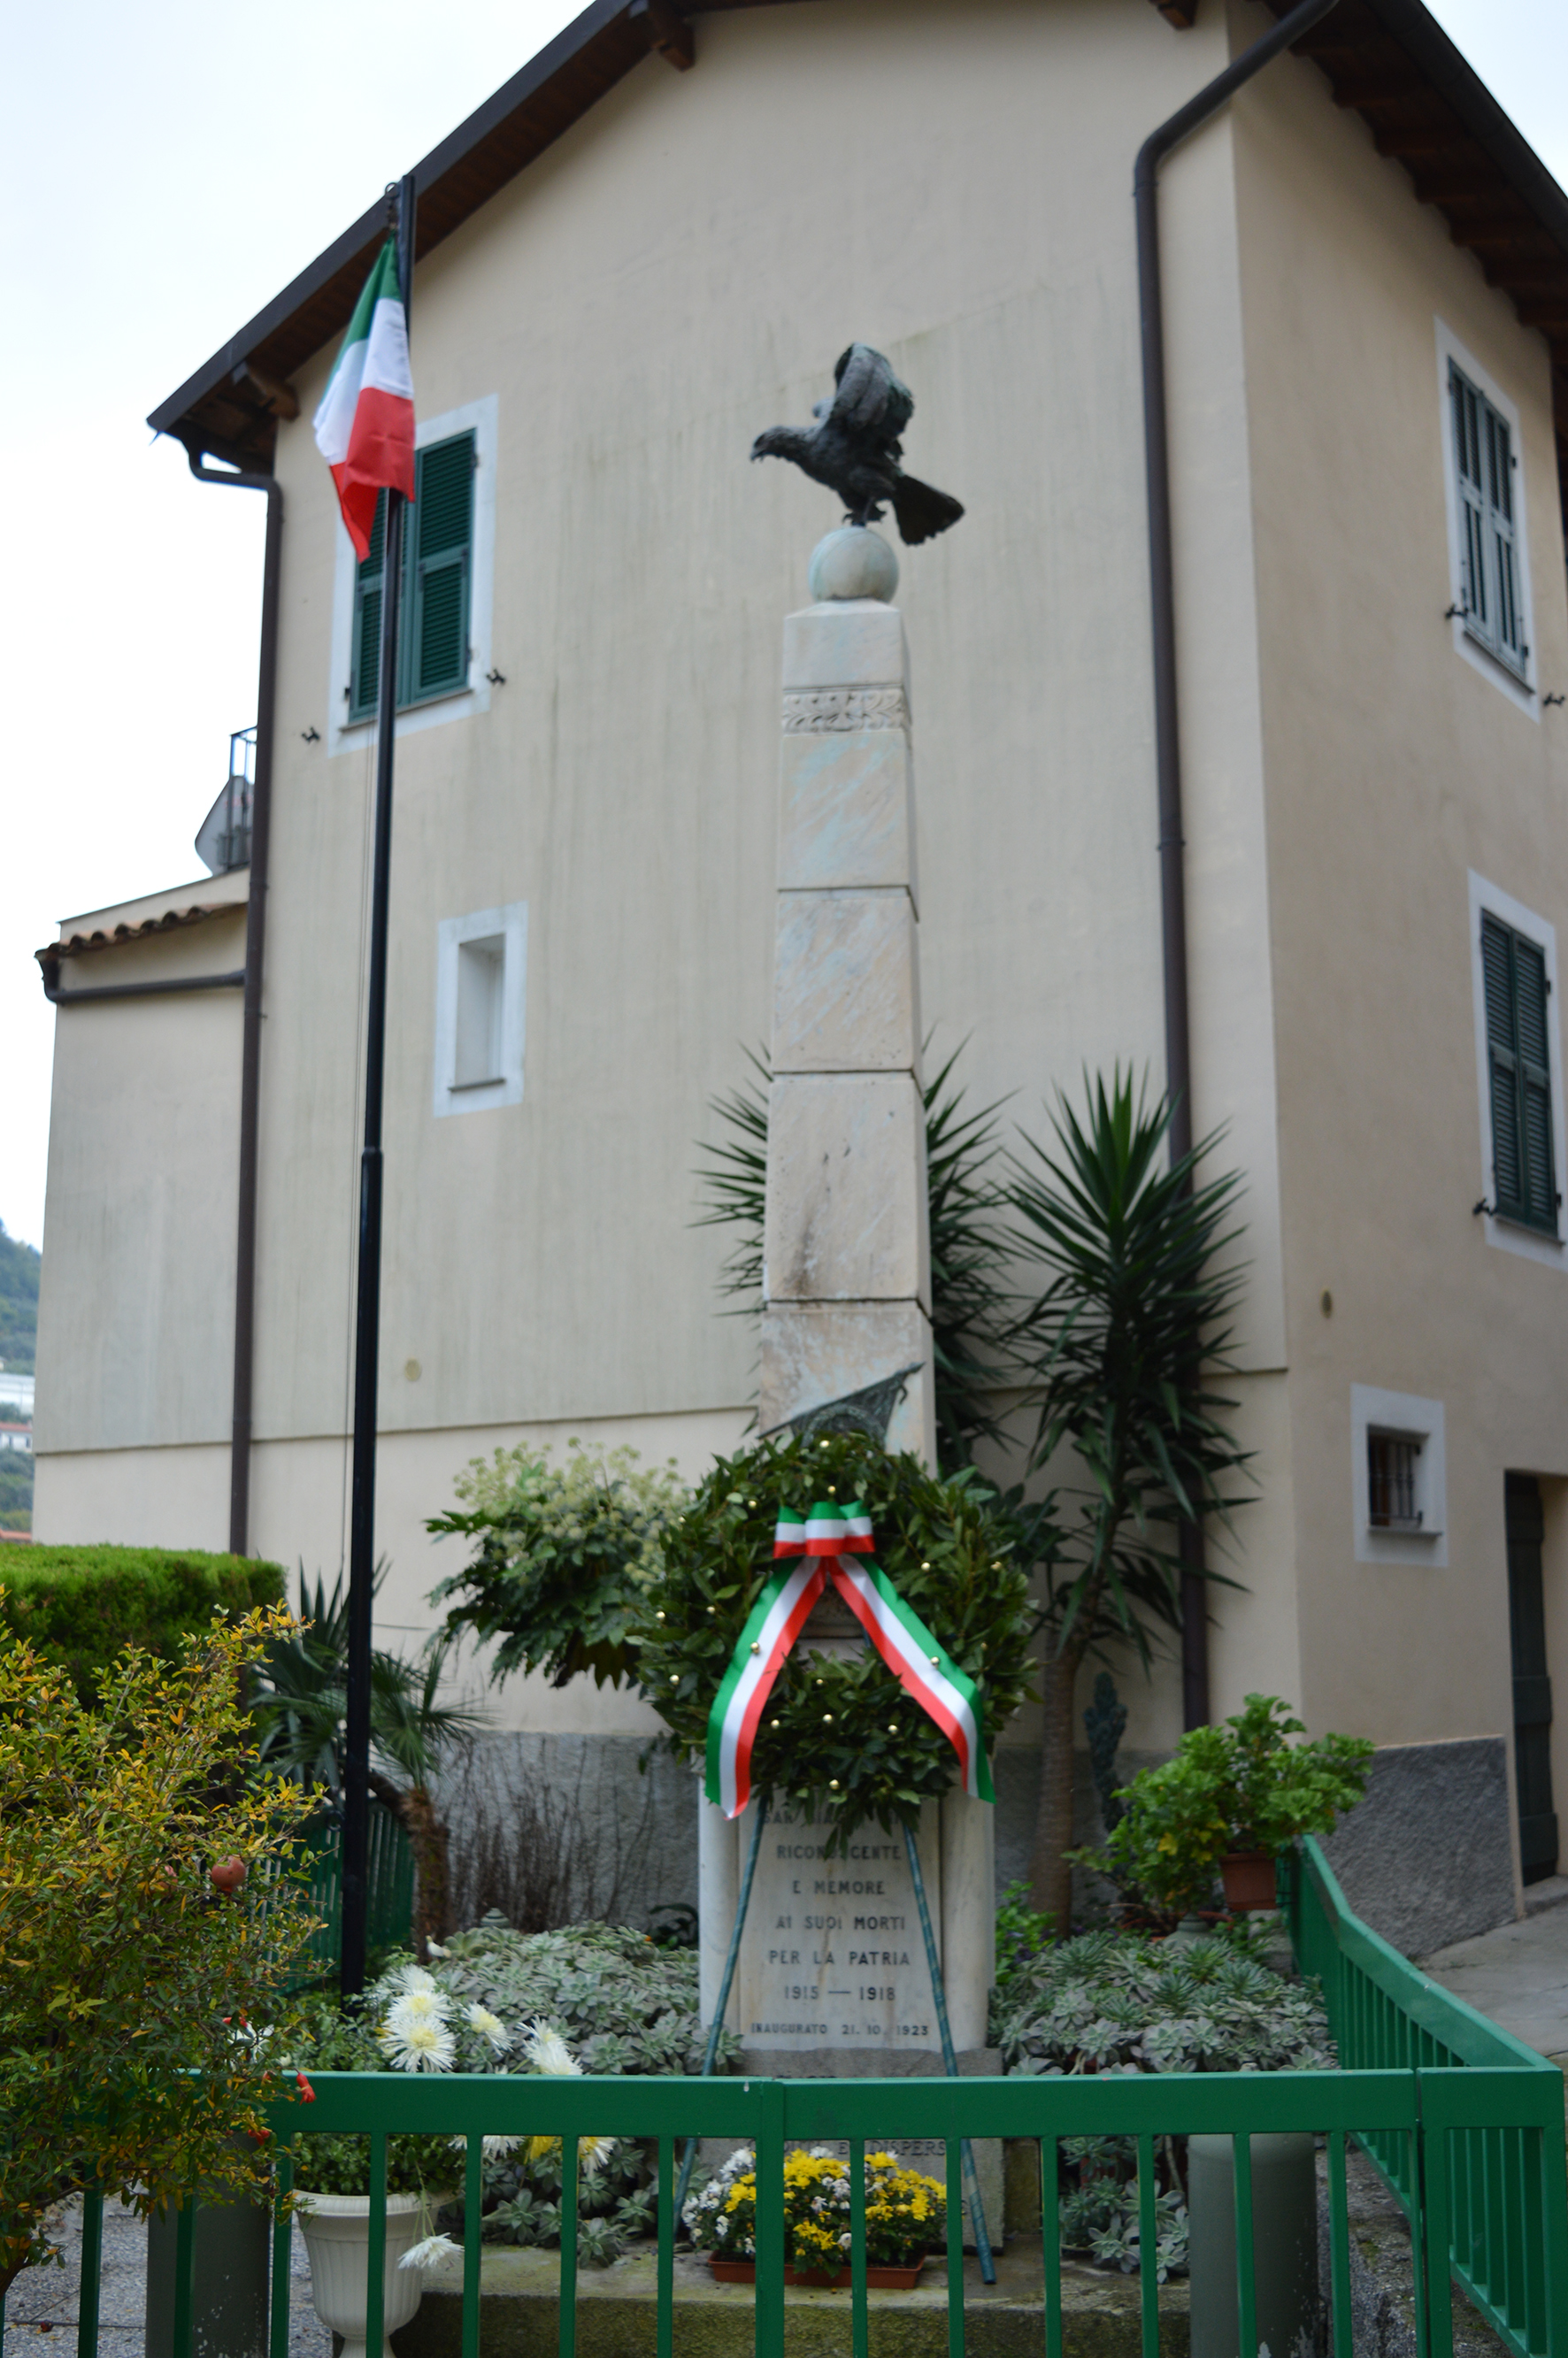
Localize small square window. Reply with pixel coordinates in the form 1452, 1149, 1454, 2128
434, 902, 527, 1118
1367, 1431, 1423, 1532
1351, 1386, 1447, 1565
454, 935, 504, 1088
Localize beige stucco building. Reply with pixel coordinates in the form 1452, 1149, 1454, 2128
34, 0, 1568, 1946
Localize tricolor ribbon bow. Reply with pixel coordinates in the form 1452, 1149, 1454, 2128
703, 1502, 995, 1818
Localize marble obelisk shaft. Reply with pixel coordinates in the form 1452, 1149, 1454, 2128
757, 566, 936, 1459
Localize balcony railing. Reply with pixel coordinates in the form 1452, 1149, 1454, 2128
7, 1840, 1565, 2358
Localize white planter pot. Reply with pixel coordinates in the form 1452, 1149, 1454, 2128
296, 2191, 425, 2358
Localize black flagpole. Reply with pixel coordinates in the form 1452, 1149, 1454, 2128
341, 171, 418, 2001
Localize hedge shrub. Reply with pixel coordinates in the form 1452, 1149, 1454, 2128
0, 1546, 284, 1701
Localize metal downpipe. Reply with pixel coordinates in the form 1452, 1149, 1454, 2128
183, 449, 283, 1559
1135, 0, 1340, 1726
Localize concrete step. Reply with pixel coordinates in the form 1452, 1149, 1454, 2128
396, 2237, 1190, 2358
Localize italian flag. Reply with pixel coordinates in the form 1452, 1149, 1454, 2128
312, 239, 415, 562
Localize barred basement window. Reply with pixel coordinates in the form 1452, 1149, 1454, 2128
350, 429, 476, 721
1449, 361, 1528, 680
1482, 910, 1559, 1235
1367, 1432, 1422, 1532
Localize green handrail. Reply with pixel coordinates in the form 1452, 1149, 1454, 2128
1287, 1839, 1568, 2358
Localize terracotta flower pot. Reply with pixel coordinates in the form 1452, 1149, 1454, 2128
1220, 1851, 1279, 1911
707, 2258, 926, 2290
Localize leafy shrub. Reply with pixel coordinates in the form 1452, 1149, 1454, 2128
0, 1546, 283, 1704
1093, 1696, 1374, 1919
431, 1443, 689, 1690
995, 1878, 1057, 1986
0, 1601, 316, 2295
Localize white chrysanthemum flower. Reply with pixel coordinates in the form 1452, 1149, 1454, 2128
522, 2021, 580, 2078
466, 2004, 511, 2055
399, 2235, 463, 2274
581, 2135, 616, 2175
388, 1963, 440, 1995
390, 1985, 444, 2024
379, 2014, 457, 2072
425, 1941, 450, 1958
445, 2132, 522, 2159
839, 2233, 852, 2250
715, 2216, 729, 2239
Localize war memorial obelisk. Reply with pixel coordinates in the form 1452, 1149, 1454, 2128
697, 350, 1000, 2229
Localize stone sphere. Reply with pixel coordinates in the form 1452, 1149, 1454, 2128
808, 526, 899, 603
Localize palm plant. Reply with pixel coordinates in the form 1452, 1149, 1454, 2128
1004, 1072, 1251, 1930
252, 1569, 483, 1951
694, 1042, 1015, 1471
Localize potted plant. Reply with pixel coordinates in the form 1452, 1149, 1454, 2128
1094, 1695, 1373, 1921
684, 2147, 945, 2288
288, 1967, 611, 2356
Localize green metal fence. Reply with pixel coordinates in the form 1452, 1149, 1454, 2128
10, 1839, 1567, 2358
290, 1801, 414, 1982
1286, 1836, 1568, 2358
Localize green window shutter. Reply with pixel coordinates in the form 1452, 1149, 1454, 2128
403, 431, 475, 706
1451, 366, 1488, 634
1484, 407, 1525, 666
1483, 913, 1523, 1213
349, 492, 388, 722
1449, 361, 1527, 679
1483, 911, 1558, 1233
1516, 934, 1556, 1224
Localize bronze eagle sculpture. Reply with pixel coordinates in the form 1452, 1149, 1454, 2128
750, 344, 964, 546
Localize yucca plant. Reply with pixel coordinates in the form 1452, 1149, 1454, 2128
252, 1569, 482, 1951
1004, 1071, 1251, 1930
693, 1043, 1015, 1471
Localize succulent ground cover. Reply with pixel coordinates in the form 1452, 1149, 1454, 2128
991, 1920, 1335, 2276
427, 1917, 734, 2078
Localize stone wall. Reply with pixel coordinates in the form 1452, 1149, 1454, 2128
434, 1732, 701, 1938
437, 1730, 1518, 1961
1319, 1736, 1517, 1958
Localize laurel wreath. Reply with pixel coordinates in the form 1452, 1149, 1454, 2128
636, 1432, 1034, 1849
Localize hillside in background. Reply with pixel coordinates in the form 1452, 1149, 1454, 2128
0, 1223, 40, 1378
0, 1223, 39, 1532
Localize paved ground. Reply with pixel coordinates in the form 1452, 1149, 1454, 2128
0, 2198, 329, 2358
1419, 1878, 1568, 2067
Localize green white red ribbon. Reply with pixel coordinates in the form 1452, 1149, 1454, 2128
703, 1502, 994, 1818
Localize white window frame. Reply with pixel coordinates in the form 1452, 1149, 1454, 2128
1468, 871, 1566, 1268
1435, 322, 1537, 718
1351, 1386, 1447, 1568
434, 901, 527, 1118
328, 393, 498, 758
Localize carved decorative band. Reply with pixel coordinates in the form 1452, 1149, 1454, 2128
781, 687, 910, 734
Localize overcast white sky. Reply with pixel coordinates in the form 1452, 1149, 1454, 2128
2, 0, 1564, 1258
